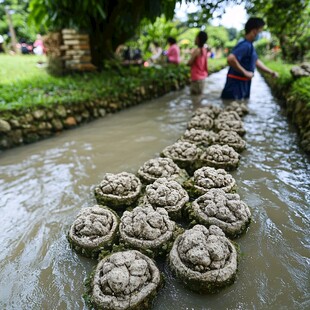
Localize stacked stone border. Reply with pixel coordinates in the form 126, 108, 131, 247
259, 66, 310, 154
42, 29, 96, 75
0, 75, 188, 151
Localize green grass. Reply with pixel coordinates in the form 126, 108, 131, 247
0, 55, 226, 112
0, 54, 48, 84
260, 58, 310, 107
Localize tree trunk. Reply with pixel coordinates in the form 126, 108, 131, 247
89, 31, 115, 70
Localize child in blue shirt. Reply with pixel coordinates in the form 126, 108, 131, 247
221, 17, 278, 100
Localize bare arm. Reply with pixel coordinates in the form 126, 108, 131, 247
256, 59, 279, 78
227, 53, 254, 79
187, 48, 200, 66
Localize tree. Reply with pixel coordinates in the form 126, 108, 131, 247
28, 0, 177, 69
27, 0, 308, 69
28, 0, 245, 69
0, 0, 37, 45
245, 0, 310, 61
127, 15, 183, 60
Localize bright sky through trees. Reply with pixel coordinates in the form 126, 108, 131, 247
174, 2, 248, 30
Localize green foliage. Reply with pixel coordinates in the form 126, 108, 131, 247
258, 58, 294, 98
126, 15, 183, 59
245, 0, 310, 62
178, 27, 200, 49
28, 0, 180, 66
206, 25, 229, 49
208, 57, 227, 72
227, 27, 238, 41
0, 54, 187, 112
0, 55, 227, 113
290, 77, 310, 106
254, 38, 270, 57
259, 58, 310, 114
0, 0, 38, 44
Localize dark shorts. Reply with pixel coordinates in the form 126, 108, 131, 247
221, 77, 252, 100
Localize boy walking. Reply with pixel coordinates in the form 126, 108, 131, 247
221, 17, 278, 100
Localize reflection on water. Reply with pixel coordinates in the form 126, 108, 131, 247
0, 70, 309, 310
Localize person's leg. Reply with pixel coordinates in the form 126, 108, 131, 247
190, 80, 204, 95
221, 78, 243, 100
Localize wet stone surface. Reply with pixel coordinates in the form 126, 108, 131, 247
143, 177, 189, 219
200, 144, 240, 171
184, 166, 236, 197
224, 101, 249, 117
217, 111, 242, 122
92, 250, 161, 310
191, 189, 251, 237
161, 141, 203, 174
180, 128, 218, 147
214, 119, 246, 136
94, 172, 142, 209
68, 205, 119, 258
193, 105, 223, 119
187, 114, 214, 130
137, 157, 188, 185
169, 224, 237, 293
216, 130, 246, 153
119, 205, 176, 253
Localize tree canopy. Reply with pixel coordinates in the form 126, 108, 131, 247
245, 0, 310, 61
1, 0, 307, 66
28, 0, 178, 68
0, 0, 37, 44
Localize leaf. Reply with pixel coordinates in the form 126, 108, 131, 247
96, 4, 106, 20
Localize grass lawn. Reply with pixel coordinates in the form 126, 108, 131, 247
0, 54, 227, 112
0, 54, 48, 84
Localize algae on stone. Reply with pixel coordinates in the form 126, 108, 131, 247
183, 166, 236, 198
94, 172, 142, 210
137, 157, 188, 185
189, 189, 251, 238
91, 250, 162, 310
200, 144, 240, 171
68, 205, 120, 258
141, 177, 189, 220
169, 224, 238, 293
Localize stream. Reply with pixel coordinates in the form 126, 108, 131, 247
0, 68, 309, 310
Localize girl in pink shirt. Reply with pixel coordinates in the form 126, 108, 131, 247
187, 31, 208, 95
167, 37, 180, 65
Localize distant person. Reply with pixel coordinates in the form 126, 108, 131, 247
187, 31, 208, 95
33, 34, 44, 55
150, 42, 162, 63
0, 35, 4, 53
221, 17, 278, 100
20, 38, 30, 54
123, 46, 131, 61
166, 37, 180, 65
132, 48, 143, 65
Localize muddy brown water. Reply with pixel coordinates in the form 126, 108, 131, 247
0, 69, 309, 310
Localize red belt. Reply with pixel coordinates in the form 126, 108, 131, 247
227, 74, 251, 81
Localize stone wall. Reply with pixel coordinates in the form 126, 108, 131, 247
0, 80, 187, 151
260, 66, 310, 154
285, 96, 310, 153
43, 29, 95, 75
